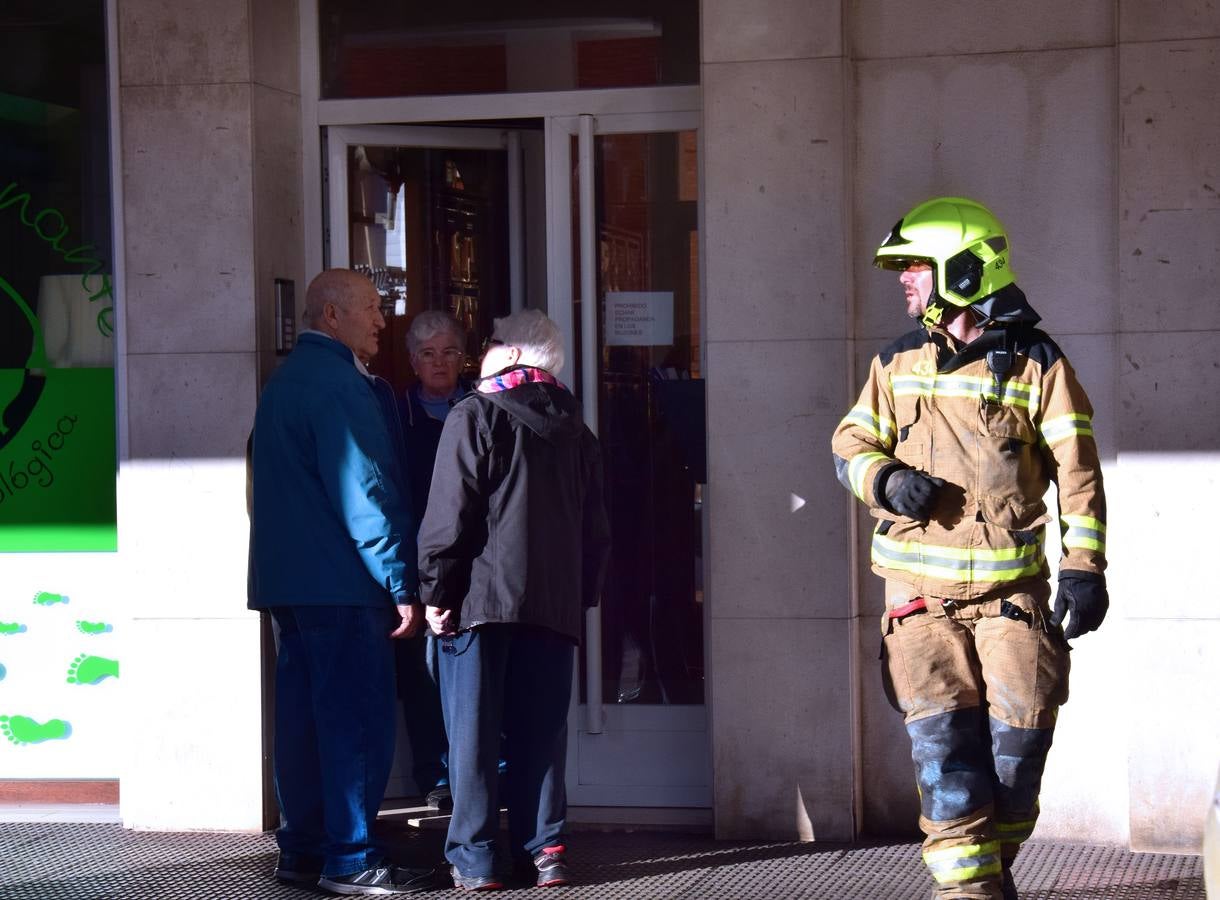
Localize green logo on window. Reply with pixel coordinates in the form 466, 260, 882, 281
0, 191, 117, 552
0, 274, 47, 452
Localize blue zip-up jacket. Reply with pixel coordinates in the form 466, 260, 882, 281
249, 332, 418, 609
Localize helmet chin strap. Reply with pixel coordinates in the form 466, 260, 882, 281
921, 295, 992, 343
919, 294, 949, 328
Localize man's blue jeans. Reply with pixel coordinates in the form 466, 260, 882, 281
438, 623, 574, 877
270, 605, 397, 877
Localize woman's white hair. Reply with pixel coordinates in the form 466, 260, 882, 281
492, 308, 564, 376
407, 310, 466, 356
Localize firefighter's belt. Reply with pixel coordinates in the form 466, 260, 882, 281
889, 597, 928, 620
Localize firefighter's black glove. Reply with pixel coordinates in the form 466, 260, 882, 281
880, 465, 946, 522
1051, 571, 1108, 640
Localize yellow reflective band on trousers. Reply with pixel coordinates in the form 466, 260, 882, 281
996, 819, 1036, 846
872, 533, 1044, 584
923, 840, 1003, 884
1039, 412, 1093, 445
1061, 514, 1106, 553
891, 374, 1040, 412
840, 405, 896, 446
849, 451, 889, 502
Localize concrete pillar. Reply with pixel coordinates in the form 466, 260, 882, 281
844, 0, 1220, 851
1116, 5, 1220, 853
702, 0, 855, 841
116, 0, 302, 831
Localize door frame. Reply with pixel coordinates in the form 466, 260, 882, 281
299, 0, 707, 809
307, 92, 701, 279
298, 0, 700, 282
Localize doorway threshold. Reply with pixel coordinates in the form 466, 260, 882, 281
379, 798, 711, 833
568, 806, 712, 832
0, 803, 121, 824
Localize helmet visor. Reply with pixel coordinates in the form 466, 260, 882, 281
874, 254, 932, 272
874, 218, 938, 271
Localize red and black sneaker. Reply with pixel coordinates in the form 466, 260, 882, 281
450, 866, 504, 891
532, 846, 571, 887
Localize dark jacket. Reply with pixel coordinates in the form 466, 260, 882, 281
417, 380, 611, 642
397, 380, 471, 522
249, 332, 418, 609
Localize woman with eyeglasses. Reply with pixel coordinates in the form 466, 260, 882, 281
400, 309, 472, 527
394, 309, 471, 812
418, 309, 611, 890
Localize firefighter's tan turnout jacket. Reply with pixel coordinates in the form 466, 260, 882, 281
832, 323, 1106, 601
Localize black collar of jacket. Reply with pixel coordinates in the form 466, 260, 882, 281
935, 327, 1006, 374
931, 284, 1043, 375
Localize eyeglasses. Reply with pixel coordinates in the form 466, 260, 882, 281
415, 348, 464, 364
480, 337, 505, 355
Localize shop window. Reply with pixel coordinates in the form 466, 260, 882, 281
0, 1, 116, 551
319, 0, 698, 100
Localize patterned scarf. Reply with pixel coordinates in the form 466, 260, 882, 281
476, 365, 567, 395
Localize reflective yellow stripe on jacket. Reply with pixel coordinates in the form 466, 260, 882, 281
1061, 514, 1106, 553
841, 405, 896, 447
848, 451, 890, 503
891, 374, 1041, 412
1040, 413, 1093, 445
873, 533, 1044, 585
923, 840, 1003, 884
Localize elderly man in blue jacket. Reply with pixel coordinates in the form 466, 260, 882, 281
249, 268, 432, 895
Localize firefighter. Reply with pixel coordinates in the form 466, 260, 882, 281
831, 197, 1108, 899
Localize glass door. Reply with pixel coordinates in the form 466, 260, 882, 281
326, 124, 541, 396
546, 112, 710, 808
326, 117, 709, 808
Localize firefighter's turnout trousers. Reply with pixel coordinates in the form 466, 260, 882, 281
882, 581, 1070, 898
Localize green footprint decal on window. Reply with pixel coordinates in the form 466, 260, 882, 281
75, 620, 113, 635
33, 591, 69, 606
66, 654, 118, 685
0, 715, 71, 745
0, 622, 27, 635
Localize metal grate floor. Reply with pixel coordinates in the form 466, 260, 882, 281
0, 822, 1204, 899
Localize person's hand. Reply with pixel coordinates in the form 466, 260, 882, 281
1050, 572, 1108, 640
882, 466, 946, 522
426, 605, 457, 636
390, 603, 423, 639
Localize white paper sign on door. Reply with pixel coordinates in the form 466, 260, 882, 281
604, 291, 674, 347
